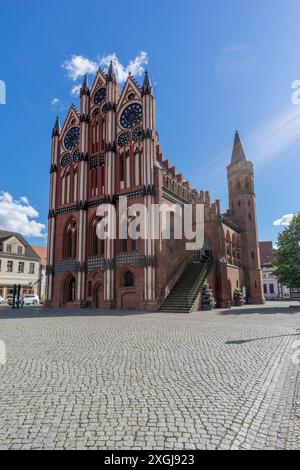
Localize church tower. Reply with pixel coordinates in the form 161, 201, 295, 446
227, 131, 264, 304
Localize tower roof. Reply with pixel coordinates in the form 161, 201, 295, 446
142, 69, 153, 95
82, 73, 88, 89
106, 60, 115, 82
52, 115, 60, 136
231, 131, 247, 164
80, 74, 89, 96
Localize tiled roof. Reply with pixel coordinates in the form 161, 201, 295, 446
32, 245, 48, 266
0, 230, 40, 260
259, 241, 273, 266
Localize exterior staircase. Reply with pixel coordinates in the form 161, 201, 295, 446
158, 261, 211, 313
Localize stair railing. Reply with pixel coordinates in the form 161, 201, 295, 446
160, 257, 189, 301
187, 261, 209, 306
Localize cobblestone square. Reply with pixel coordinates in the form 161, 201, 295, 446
0, 302, 299, 450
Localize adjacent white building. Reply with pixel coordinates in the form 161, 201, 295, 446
259, 241, 300, 301
0, 230, 41, 300
31, 246, 47, 302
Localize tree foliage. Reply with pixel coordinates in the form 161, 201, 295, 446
273, 213, 300, 288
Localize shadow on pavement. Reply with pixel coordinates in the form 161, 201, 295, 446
219, 306, 300, 316
226, 330, 300, 345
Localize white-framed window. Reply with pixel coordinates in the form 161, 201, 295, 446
29, 263, 35, 274
7, 260, 13, 272
18, 262, 24, 273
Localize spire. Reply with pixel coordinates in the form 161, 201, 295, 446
52, 116, 60, 137
231, 131, 247, 164
106, 60, 115, 82
142, 69, 152, 95
80, 74, 89, 96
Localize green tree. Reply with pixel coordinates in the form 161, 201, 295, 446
273, 213, 300, 288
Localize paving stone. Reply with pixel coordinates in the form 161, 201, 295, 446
0, 302, 299, 449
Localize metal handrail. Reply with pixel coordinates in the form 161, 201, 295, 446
187, 261, 208, 305
161, 257, 189, 300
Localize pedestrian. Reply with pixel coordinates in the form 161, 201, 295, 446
21, 297, 25, 309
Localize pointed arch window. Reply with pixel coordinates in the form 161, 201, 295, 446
123, 271, 134, 288
90, 218, 104, 257
67, 277, 76, 302
65, 219, 77, 259
120, 153, 125, 184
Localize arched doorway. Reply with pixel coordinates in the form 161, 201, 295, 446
94, 283, 104, 308
62, 275, 76, 305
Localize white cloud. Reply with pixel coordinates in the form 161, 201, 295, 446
50, 97, 68, 112
99, 51, 148, 84
273, 214, 294, 226
62, 51, 148, 95
62, 55, 98, 81
0, 192, 46, 238
70, 84, 81, 97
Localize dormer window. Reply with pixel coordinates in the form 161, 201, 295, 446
17, 246, 23, 255
6, 244, 12, 253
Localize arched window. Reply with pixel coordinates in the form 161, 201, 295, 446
90, 218, 104, 257
65, 219, 77, 259
67, 277, 76, 302
232, 234, 236, 258
132, 238, 139, 251
123, 271, 134, 287
120, 153, 125, 182
226, 231, 231, 257
122, 238, 128, 252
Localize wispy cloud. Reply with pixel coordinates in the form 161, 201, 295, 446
214, 44, 256, 80
273, 214, 294, 226
50, 97, 68, 111
21, 97, 36, 110
0, 191, 46, 238
189, 104, 300, 192
62, 51, 148, 96
246, 105, 300, 168
70, 84, 82, 97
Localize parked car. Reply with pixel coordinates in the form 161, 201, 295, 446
21, 294, 40, 306
0, 296, 4, 304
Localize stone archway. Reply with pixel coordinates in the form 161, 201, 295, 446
94, 283, 104, 309
61, 273, 77, 306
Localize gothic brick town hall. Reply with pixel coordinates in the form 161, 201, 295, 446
46, 63, 264, 311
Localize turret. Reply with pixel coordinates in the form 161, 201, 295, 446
142, 70, 153, 96
227, 131, 264, 304
52, 115, 60, 137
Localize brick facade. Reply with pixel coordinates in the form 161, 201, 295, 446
46, 66, 264, 310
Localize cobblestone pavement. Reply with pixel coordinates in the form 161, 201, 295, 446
0, 302, 299, 450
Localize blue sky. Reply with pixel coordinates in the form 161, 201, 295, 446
0, 0, 299, 247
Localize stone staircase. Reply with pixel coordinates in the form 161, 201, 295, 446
158, 261, 210, 313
